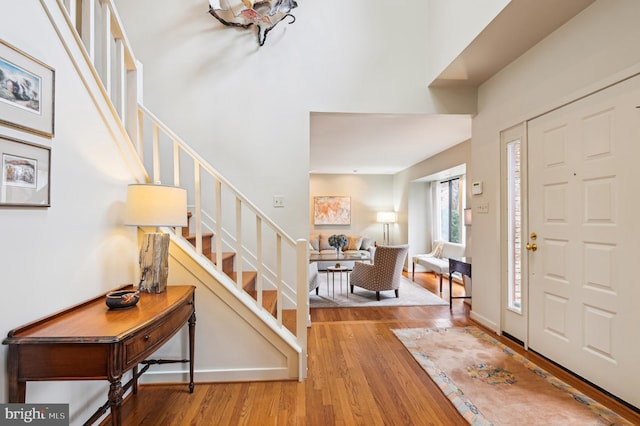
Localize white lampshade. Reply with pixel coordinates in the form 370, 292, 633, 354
125, 184, 188, 227
376, 211, 396, 223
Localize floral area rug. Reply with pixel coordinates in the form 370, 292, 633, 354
392, 326, 633, 425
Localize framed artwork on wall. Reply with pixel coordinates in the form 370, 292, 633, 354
313, 196, 350, 225
0, 40, 55, 137
0, 135, 51, 207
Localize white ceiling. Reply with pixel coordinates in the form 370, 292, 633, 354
309, 0, 595, 176
310, 112, 472, 175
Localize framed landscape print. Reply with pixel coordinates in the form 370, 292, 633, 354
0, 135, 50, 207
314, 196, 351, 225
0, 40, 55, 137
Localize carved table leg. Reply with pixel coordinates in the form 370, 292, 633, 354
188, 310, 196, 393
108, 378, 123, 426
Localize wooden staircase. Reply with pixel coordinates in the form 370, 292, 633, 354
181, 213, 279, 316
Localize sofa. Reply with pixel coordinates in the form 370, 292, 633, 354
309, 233, 376, 270
411, 240, 466, 292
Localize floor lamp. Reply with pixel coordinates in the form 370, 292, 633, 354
125, 184, 187, 293
376, 211, 396, 246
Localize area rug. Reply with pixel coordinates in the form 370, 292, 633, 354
392, 326, 633, 425
309, 276, 447, 308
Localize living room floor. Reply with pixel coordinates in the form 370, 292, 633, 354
115, 273, 640, 425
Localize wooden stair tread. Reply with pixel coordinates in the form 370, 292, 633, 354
229, 271, 276, 315
185, 232, 214, 241
205, 252, 236, 263
230, 271, 258, 291
245, 289, 277, 315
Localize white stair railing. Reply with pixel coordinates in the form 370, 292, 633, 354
49, 0, 308, 379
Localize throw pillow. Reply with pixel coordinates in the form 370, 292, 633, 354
319, 233, 333, 250
309, 233, 320, 251
432, 242, 444, 259
360, 237, 373, 250
346, 235, 363, 251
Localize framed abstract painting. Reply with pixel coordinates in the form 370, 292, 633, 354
313, 196, 350, 225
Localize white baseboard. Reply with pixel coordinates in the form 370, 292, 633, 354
469, 310, 498, 333
139, 367, 295, 385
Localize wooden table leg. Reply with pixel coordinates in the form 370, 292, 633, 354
7, 345, 26, 402
449, 274, 453, 309
108, 378, 123, 426
188, 310, 196, 393
132, 365, 138, 394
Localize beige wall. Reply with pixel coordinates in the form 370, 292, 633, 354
471, 0, 640, 330
309, 174, 394, 244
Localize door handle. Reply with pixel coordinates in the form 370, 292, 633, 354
526, 243, 537, 252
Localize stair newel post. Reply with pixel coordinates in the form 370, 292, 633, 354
296, 239, 309, 379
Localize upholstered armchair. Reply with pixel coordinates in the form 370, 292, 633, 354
350, 245, 409, 300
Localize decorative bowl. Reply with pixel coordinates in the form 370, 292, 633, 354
105, 290, 140, 309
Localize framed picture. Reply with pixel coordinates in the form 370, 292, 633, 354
0, 40, 55, 137
0, 135, 50, 207
314, 196, 350, 225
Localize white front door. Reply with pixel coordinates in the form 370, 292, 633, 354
527, 75, 640, 408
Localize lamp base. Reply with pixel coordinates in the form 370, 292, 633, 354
138, 232, 169, 293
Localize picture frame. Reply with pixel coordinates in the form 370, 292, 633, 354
0, 40, 55, 137
313, 196, 351, 225
0, 135, 51, 207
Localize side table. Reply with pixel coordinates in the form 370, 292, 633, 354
448, 257, 472, 309
3, 285, 196, 425
325, 265, 351, 299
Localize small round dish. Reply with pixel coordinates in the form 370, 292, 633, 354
105, 290, 140, 309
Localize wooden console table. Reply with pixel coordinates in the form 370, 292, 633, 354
3, 285, 196, 425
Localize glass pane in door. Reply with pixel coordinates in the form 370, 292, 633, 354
507, 140, 522, 312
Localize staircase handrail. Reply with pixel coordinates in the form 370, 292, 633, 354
137, 105, 296, 248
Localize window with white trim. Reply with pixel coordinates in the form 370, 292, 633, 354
435, 176, 464, 244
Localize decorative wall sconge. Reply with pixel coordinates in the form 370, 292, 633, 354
208, 0, 298, 46
464, 208, 472, 226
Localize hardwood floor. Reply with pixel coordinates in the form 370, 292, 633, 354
116, 272, 640, 425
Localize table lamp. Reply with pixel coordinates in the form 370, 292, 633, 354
376, 211, 396, 246
125, 184, 187, 293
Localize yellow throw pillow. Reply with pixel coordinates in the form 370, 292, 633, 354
346, 235, 363, 251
